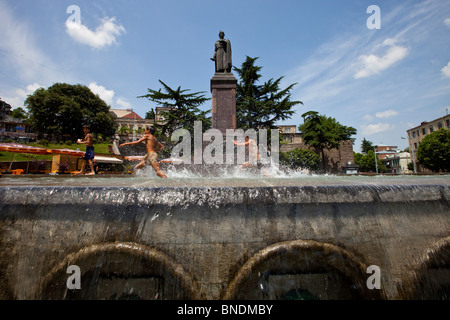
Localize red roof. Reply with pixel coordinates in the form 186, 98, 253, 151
121, 112, 143, 120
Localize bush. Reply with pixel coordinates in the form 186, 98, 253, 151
280, 148, 321, 171
40, 139, 49, 146
58, 161, 70, 173
31, 159, 48, 173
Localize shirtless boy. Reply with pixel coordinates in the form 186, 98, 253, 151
119, 126, 167, 178
234, 136, 260, 168
76, 125, 95, 175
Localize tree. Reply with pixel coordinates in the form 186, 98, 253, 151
234, 56, 302, 130
354, 150, 388, 173
298, 111, 357, 170
11, 107, 28, 119
138, 80, 211, 136
417, 128, 450, 172
361, 138, 373, 154
145, 108, 156, 121
25, 83, 116, 141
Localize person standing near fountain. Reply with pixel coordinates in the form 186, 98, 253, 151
119, 126, 167, 178
75, 125, 96, 175
234, 136, 260, 168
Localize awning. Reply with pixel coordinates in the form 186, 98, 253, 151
0, 143, 51, 155
48, 148, 85, 157
0, 143, 85, 157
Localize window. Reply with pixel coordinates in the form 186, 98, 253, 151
417, 130, 420, 137
422, 128, 426, 135
438, 122, 443, 129
5, 124, 16, 132
412, 131, 416, 138
429, 126, 434, 133
446, 119, 450, 128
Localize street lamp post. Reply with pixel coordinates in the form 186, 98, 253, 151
373, 146, 378, 174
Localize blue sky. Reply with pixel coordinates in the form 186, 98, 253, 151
1, 0, 449, 152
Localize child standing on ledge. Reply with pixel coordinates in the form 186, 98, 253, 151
76, 125, 95, 175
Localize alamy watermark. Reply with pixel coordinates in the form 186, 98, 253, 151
367, 5, 381, 30
170, 121, 280, 166
66, 265, 81, 290
366, 265, 381, 289
66, 5, 81, 24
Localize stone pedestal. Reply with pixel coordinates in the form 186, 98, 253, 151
210, 73, 237, 135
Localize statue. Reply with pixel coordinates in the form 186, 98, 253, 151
211, 31, 232, 73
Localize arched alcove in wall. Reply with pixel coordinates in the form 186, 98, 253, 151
400, 237, 450, 300
40, 242, 201, 300
223, 239, 382, 300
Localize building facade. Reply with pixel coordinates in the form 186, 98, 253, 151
110, 109, 155, 141
0, 116, 35, 142
406, 114, 450, 172
0, 99, 35, 142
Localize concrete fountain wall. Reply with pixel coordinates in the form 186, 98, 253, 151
0, 180, 449, 300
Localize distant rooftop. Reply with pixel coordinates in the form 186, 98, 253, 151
110, 109, 143, 120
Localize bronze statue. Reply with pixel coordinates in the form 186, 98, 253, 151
211, 31, 232, 73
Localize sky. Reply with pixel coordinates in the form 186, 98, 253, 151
0, 0, 449, 152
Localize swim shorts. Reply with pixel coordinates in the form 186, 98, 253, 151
83, 146, 95, 160
143, 151, 158, 165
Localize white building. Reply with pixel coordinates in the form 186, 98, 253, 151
382, 151, 412, 174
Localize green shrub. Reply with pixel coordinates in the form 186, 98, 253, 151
280, 148, 321, 171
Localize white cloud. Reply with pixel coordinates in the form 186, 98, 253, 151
444, 18, 450, 28
88, 83, 133, 109
355, 39, 409, 79
66, 17, 125, 49
2, 83, 43, 109
375, 110, 398, 119
116, 98, 131, 109
441, 62, 450, 78
363, 114, 374, 122
361, 123, 395, 135
88, 82, 115, 105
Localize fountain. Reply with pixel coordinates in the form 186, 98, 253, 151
0, 32, 449, 301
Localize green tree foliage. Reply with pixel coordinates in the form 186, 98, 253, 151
298, 111, 357, 169
417, 128, 450, 172
139, 80, 211, 136
145, 108, 156, 120
25, 83, 116, 141
361, 138, 373, 154
11, 107, 28, 119
280, 148, 321, 171
354, 150, 388, 173
234, 56, 302, 130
